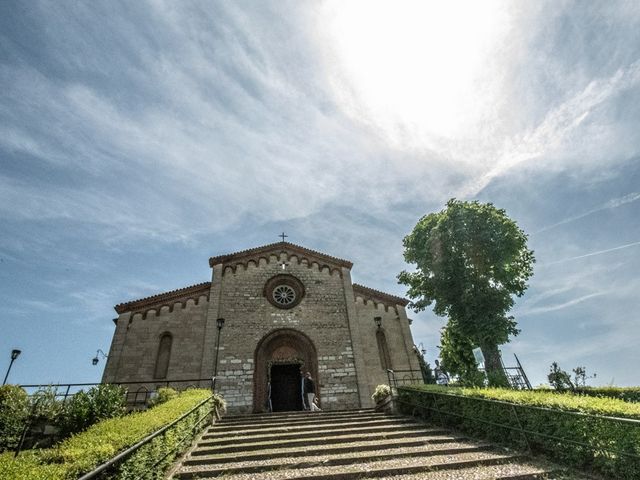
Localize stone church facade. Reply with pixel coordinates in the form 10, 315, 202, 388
102, 241, 421, 413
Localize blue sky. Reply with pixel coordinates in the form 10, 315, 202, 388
1, 1, 638, 388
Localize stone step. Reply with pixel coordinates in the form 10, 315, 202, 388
191, 429, 452, 455
178, 443, 494, 476
211, 413, 392, 432
199, 422, 428, 446
220, 408, 376, 422
368, 463, 556, 480
171, 412, 564, 480
186, 435, 462, 464
176, 450, 529, 479
217, 410, 382, 427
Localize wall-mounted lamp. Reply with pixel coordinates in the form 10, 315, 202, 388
374, 316, 382, 330
92, 349, 108, 366
2, 349, 22, 385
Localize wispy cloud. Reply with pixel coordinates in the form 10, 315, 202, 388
543, 241, 640, 266
517, 291, 607, 317
1, 0, 639, 387
462, 59, 640, 196
534, 192, 640, 234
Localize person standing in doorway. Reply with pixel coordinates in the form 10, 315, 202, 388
300, 369, 309, 410
304, 372, 320, 412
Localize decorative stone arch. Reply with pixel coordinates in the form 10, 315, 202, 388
253, 328, 318, 413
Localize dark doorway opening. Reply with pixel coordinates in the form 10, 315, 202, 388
270, 363, 303, 412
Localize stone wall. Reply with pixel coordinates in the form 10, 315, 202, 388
206, 252, 360, 413
353, 296, 421, 402
102, 295, 209, 388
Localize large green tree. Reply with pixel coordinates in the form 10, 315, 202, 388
398, 199, 535, 385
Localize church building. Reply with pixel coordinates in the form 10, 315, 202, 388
102, 241, 421, 413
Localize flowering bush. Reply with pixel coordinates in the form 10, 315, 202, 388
371, 384, 391, 403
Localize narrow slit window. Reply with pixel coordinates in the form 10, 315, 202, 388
154, 333, 172, 379
376, 330, 392, 371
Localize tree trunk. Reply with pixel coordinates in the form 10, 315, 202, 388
481, 345, 509, 387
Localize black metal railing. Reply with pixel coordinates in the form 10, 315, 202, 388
19, 377, 215, 407
77, 394, 219, 480
386, 369, 423, 393
396, 387, 640, 476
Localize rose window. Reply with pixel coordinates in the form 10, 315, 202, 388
272, 285, 296, 306
264, 274, 305, 309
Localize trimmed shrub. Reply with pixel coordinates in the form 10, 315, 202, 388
574, 386, 640, 403
148, 387, 178, 407
397, 385, 640, 479
0, 389, 223, 479
0, 385, 29, 452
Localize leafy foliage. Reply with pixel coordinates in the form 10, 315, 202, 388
56, 384, 126, 438
547, 363, 597, 392
30, 386, 63, 424
398, 385, 640, 479
148, 387, 178, 407
548, 361, 574, 391
571, 366, 596, 387
399, 199, 534, 384
0, 389, 223, 479
439, 324, 484, 385
0, 385, 29, 451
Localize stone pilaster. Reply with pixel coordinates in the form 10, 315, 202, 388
341, 267, 370, 407
200, 263, 223, 379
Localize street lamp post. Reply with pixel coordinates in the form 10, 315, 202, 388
213, 318, 225, 380
2, 349, 21, 386
374, 316, 382, 330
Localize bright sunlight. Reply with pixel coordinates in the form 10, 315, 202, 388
320, 0, 512, 146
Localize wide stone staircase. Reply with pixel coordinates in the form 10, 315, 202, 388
172, 408, 563, 479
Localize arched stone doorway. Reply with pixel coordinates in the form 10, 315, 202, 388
253, 328, 318, 413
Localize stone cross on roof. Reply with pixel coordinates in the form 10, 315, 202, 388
279, 232, 288, 242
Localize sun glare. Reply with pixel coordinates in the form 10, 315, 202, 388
321, 0, 511, 145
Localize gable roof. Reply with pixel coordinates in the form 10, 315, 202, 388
209, 241, 353, 269
114, 281, 211, 315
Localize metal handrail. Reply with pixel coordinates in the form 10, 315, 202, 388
19, 377, 215, 404
396, 387, 640, 464
77, 394, 217, 480
386, 368, 423, 389
19, 377, 213, 389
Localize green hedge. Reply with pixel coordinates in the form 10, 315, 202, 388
0, 389, 224, 480
534, 386, 640, 403
573, 386, 640, 403
397, 385, 640, 479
